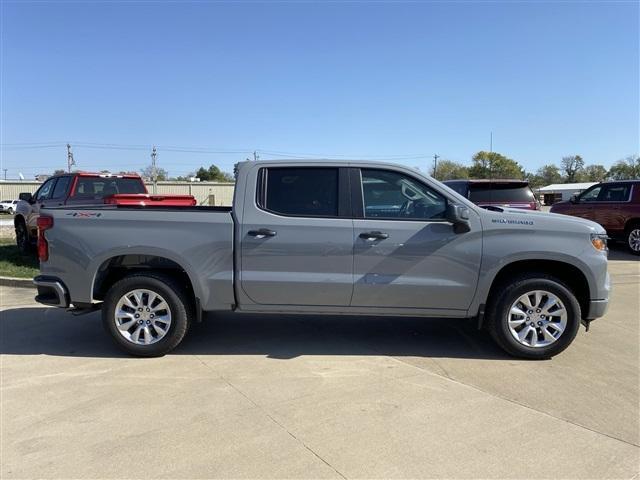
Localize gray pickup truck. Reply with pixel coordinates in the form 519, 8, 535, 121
33, 160, 610, 359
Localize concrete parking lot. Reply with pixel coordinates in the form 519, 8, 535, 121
1, 248, 638, 479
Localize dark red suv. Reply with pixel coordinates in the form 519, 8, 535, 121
550, 180, 640, 255
443, 179, 540, 210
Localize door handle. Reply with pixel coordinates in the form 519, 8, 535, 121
359, 231, 389, 240
248, 228, 277, 239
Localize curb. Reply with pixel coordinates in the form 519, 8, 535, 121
0, 276, 34, 288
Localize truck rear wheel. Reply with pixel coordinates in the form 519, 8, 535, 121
102, 273, 192, 357
486, 274, 581, 359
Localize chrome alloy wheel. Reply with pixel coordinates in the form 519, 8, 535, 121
114, 289, 172, 345
507, 290, 567, 348
628, 228, 640, 253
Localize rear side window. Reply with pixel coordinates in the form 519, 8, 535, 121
598, 184, 631, 202
470, 184, 534, 203
51, 176, 72, 199
262, 168, 339, 217
72, 177, 146, 199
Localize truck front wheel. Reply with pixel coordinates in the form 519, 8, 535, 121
102, 273, 192, 357
486, 274, 581, 359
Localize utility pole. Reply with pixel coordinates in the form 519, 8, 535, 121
3, 169, 7, 181
66, 143, 75, 172
432, 154, 439, 178
253, 150, 259, 162
151, 146, 158, 194
489, 132, 493, 179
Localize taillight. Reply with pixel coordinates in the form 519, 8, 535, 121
37, 216, 53, 262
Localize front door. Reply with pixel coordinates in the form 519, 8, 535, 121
570, 184, 602, 222
240, 166, 354, 306
591, 183, 632, 234
351, 168, 482, 312
27, 177, 58, 235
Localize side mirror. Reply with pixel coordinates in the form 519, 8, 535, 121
570, 194, 579, 204
446, 203, 471, 234
18, 192, 33, 203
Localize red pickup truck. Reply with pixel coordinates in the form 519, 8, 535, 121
550, 180, 640, 255
14, 172, 196, 253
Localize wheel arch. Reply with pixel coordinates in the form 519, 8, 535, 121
624, 218, 640, 231
91, 254, 200, 313
482, 259, 591, 321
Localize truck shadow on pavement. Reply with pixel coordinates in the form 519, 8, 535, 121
0, 307, 510, 360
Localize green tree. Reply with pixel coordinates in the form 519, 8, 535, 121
468, 151, 524, 179
195, 164, 234, 182
534, 164, 563, 186
607, 155, 640, 180
560, 155, 584, 183
140, 165, 168, 181
580, 164, 608, 182
433, 159, 469, 181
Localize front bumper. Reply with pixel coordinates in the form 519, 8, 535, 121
33, 275, 69, 308
585, 299, 609, 320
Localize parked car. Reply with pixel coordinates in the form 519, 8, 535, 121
443, 179, 540, 210
34, 160, 609, 360
0, 199, 19, 214
14, 172, 195, 253
550, 180, 640, 255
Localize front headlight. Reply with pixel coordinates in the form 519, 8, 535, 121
591, 233, 609, 252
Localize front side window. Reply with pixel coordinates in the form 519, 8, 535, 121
263, 167, 339, 217
51, 176, 71, 199
35, 178, 56, 201
361, 169, 447, 220
580, 186, 602, 202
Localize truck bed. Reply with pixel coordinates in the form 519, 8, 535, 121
39, 205, 236, 311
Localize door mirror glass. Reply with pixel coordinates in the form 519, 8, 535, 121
570, 194, 579, 203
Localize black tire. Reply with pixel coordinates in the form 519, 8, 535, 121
102, 273, 193, 357
7, 208, 14, 215
15, 219, 31, 254
625, 223, 640, 255
486, 274, 581, 360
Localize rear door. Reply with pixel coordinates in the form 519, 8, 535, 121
239, 166, 354, 306
351, 167, 482, 312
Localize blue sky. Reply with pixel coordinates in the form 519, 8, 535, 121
1, 1, 638, 179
